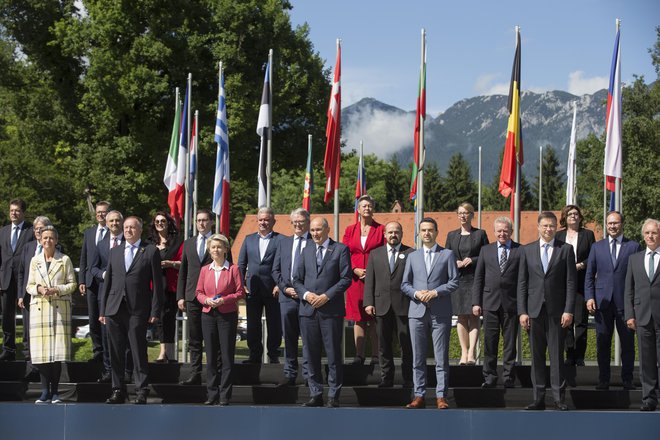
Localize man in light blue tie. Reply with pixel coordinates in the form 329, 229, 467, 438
518, 211, 577, 411
401, 217, 459, 409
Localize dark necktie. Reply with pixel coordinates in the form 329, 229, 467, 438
292, 236, 303, 274
499, 245, 508, 273
650, 251, 656, 281
611, 239, 617, 268
389, 248, 396, 273
111, 236, 118, 249
198, 236, 206, 262
97, 227, 106, 245
316, 245, 324, 272
11, 225, 18, 252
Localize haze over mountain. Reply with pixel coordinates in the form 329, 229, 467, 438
342, 90, 608, 182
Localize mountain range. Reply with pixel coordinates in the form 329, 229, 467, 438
341, 89, 608, 183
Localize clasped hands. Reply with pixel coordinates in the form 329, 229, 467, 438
456, 258, 472, 269
305, 292, 329, 308
205, 296, 225, 308
414, 290, 437, 303
38, 285, 59, 297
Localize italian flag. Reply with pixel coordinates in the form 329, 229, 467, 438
163, 93, 184, 221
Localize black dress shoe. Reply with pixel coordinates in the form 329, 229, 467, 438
302, 396, 324, 407
377, 381, 393, 388
0, 351, 16, 362
351, 356, 365, 365
640, 403, 656, 411
575, 359, 585, 366
97, 372, 112, 384
204, 398, 218, 406
180, 375, 201, 386
268, 357, 280, 364
622, 380, 636, 390
481, 381, 496, 389
134, 393, 147, 405
553, 401, 569, 411
503, 379, 515, 388
525, 401, 545, 410
595, 382, 609, 390
242, 358, 260, 364
278, 377, 297, 387
106, 389, 125, 404
326, 398, 339, 408
218, 400, 229, 406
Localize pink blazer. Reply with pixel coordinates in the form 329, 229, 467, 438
195, 263, 245, 313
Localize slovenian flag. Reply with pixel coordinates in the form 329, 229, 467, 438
256, 60, 270, 208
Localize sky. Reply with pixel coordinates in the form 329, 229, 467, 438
288, 0, 659, 116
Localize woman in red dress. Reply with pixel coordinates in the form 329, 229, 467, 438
343, 195, 385, 364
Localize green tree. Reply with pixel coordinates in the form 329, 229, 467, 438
438, 153, 477, 211
482, 151, 534, 212
534, 145, 564, 211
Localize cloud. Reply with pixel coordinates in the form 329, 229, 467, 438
567, 71, 608, 95
473, 73, 510, 96
343, 107, 415, 158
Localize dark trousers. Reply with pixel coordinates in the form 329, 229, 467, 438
106, 303, 149, 391
1, 278, 17, 352
530, 306, 567, 403
186, 299, 204, 375
301, 313, 343, 399
565, 292, 588, 362
594, 302, 635, 383
36, 362, 62, 396
482, 307, 518, 384
636, 317, 660, 406
201, 309, 237, 402
280, 300, 306, 379
246, 293, 281, 361
86, 284, 104, 359
21, 299, 30, 359
376, 308, 412, 384
157, 292, 177, 343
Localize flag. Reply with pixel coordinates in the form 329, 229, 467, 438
302, 141, 313, 212
163, 93, 182, 220
499, 30, 523, 198
189, 115, 197, 201
410, 42, 426, 201
323, 42, 341, 203
213, 68, 231, 236
566, 102, 577, 205
604, 27, 622, 192
176, 83, 190, 220
256, 60, 270, 207
354, 152, 366, 221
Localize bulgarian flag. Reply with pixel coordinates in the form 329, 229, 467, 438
410, 37, 426, 201
163, 91, 183, 221
499, 28, 523, 199
323, 40, 341, 203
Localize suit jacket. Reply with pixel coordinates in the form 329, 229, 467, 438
517, 239, 577, 319
238, 232, 282, 297
555, 228, 595, 293
585, 236, 641, 311
79, 225, 105, 287
363, 244, 413, 316
292, 239, 352, 317
400, 244, 459, 319
272, 232, 311, 304
624, 250, 660, 326
100, 241, 163, 319
445, 228, 489, 276
195, 263, 245, 314
25, 251, 78, 301
176, 235, 213, 302
471, 241, 521, 313
0, 221, 34, 290
90, 233, 126, 285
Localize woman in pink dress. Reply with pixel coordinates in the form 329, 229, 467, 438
343, 195, 385, 364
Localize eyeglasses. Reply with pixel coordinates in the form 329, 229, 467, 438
567, 212, 580, 217
154, 219, 167, 225
291, 221, 308, 226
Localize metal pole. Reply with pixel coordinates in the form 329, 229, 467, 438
478, 146, 482, 229
415, 28, 426, 249
184, 73, 192, 240
193, 110, 199, 219
266, 49, 273, 208
538, 145, 543, 213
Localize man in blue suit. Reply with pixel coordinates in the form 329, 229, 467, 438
401, 217, 459, 409
238, 206, 283, 363
272, 208, 311, 386
293, 217, 352, 408
585, 211, 640, 390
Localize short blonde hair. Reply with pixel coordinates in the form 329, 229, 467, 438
458, 202, 475, 214
206, 233, 230, 252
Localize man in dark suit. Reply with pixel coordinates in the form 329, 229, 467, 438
238, 206, 282, 363
401, 217, 459, 410
472, 216, 521, 388
518, 211, 576, 411
78, 201, 110, 363
625, 218, 660, 411
363, 221, 413, 388
272, 208, 311, 386
91, 210, 126, 383
0, 198, 34, 361
100, 216, 163, 404
293, 217, 351, 407
585, 211, 640, 390
176, 209, 214, 385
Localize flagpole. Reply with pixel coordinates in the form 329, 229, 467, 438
266, 49, 273, 208
333, 39, 340, 241
513, 26, 521, 244
614, 18, 622, 214
478, 146, 482, 229
538, 145, 543, 213
193, 110, 199, 219
184, 73, 192, 240
416, 28, 426, 248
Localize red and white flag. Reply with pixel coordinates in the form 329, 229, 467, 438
324, 41, 341, 203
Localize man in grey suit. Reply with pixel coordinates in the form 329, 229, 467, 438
401, 217, 459, 409
518, 211, 576, 411
472, 216, 521, 388
625, 218, 660, 411
363, 221, 414, 388
272, 208, 311, 386
292, 217, 352, 408
100, 216, 163, 405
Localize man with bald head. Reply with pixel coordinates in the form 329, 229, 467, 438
363, 221, 414, 388
293, 217, 352, 407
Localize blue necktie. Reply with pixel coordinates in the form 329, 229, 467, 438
316, 245, 324, 272
425, 249, 433, 274
125, 245, 136, 271
611, 239, 617, 268
292, 236, 303, 278
541, 243, 550, 273
11, 226, 18, 253
389, 248, 396, 273
198, 236, 206, 262
649, 252, 656, 281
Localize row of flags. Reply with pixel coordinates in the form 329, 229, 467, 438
162, 20, 624, 238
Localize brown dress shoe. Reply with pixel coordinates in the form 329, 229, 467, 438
406, 396, 426, 409
436, 397, 449, 409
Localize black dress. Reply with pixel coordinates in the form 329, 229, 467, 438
445, 228, 489, 315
